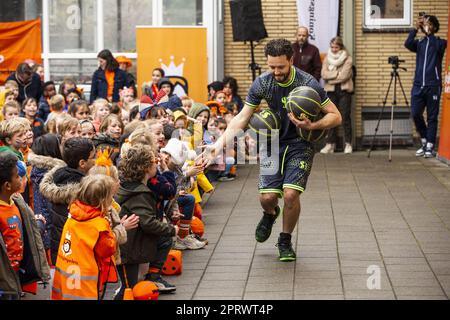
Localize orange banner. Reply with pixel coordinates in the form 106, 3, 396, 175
437, 1, 450, 163
0, 19, 42, 85
136, 27, 208, 103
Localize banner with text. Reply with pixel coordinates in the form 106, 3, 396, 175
296, 0, 340, 56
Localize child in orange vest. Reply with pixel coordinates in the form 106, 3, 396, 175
51, 174, 118, 300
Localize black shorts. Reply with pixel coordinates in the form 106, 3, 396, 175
258, 139, 315, 197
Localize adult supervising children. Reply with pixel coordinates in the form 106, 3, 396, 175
201, 39, 342, 261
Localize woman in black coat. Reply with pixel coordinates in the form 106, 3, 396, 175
90, 49, 129, 104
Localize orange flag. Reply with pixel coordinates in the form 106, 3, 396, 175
0, 19, 42, 85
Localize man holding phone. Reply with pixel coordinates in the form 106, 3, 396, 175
405, 14, 447, 158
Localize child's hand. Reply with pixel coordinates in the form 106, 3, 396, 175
159, 153, 169, 172
35, 214, 46, 224
186, 165, 203, 177
179, 190, 188, 196
121, 214, 140, 231
171, 210, 184, 220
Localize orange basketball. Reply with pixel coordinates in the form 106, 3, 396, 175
191, 216, 204, 237
132, 281, 159, 300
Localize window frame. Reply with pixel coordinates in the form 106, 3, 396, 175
41, 0, 218, 84
363, 0, 414, 32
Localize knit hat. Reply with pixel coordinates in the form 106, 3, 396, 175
173, 110, 187, 126
158, 78, 174, 92
188, 102, 210, 120
161, 138, 197, 166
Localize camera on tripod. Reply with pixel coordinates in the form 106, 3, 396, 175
388, 56, 405, 68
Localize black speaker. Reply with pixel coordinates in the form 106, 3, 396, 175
229, 0, 268, 42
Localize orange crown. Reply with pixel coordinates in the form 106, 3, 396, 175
96, 148, 113, 167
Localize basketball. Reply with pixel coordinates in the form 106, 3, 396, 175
132, 281, 159, 300
190, 216, 205, 237
248, 108, 280, 137
297, 127, 329, 143
296, 113, 329, 143
287, 86, 321, 121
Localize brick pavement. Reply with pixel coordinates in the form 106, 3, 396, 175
25, 149, 450, 300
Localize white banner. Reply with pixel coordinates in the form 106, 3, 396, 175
296, 0, 340, 54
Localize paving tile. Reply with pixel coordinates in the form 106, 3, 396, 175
394, 286, 446, 296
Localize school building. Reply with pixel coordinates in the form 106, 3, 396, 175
1, 0, 448, 148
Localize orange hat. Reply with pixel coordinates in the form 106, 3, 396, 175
116, 56, 132, 68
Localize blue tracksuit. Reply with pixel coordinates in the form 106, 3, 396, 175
404, 29, 447, 144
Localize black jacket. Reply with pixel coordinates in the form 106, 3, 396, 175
115, 181, 176, 265
6, 72, 42, 104
90, 67, 129, 103
39, 166, 85, 264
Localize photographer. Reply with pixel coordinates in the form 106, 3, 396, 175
404, 14, 447, 158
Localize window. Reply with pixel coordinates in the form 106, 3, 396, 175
49, 59, 98, 84
103, 0, 153, 52
363, 0, 413, 31
48, 0, 97, 52
0, 0, 42, 22
163, 0, 202, 26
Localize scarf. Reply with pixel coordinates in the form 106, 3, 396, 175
327, 49, 348, 71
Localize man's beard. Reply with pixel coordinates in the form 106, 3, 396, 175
275, 73, 289, 83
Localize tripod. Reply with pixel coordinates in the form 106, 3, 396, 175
248, 41, 262, 81
367, 64, 410, 161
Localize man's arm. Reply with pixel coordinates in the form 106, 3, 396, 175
288, 100, 342, 131
213, 104, 255, 152
405, 19, 423, 53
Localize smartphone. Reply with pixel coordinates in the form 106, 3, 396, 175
418, 12, 426, 17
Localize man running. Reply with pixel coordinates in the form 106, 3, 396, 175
201, 39, 342, 261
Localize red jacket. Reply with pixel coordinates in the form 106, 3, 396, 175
292, 41, 322, 81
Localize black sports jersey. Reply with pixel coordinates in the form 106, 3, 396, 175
245, 66, 331, 143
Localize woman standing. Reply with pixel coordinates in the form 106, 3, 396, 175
320, 36, 354, 154
90, 49, 129, 104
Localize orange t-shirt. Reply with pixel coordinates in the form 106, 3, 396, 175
0, 199, 24, 272
105, 70, 115, 99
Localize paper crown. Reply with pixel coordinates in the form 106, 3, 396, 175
96, 148, 113, 167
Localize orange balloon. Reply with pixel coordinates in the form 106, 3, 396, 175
132, 281, 159, 300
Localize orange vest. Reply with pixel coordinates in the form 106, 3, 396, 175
51, 206, 118, 300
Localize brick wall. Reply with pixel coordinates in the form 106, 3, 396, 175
223, 0, 448, 141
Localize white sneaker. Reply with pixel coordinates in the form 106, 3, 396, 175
424, 142, 434, 158
320, 143, 335, 154
416, 139, 427, 157
174, 235, 206, 250
344, 143, 353, 154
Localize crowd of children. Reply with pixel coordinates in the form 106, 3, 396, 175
0, 58, 257, 300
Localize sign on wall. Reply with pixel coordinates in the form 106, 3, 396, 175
136, 27, 208, 103
296, 0, 340, 55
